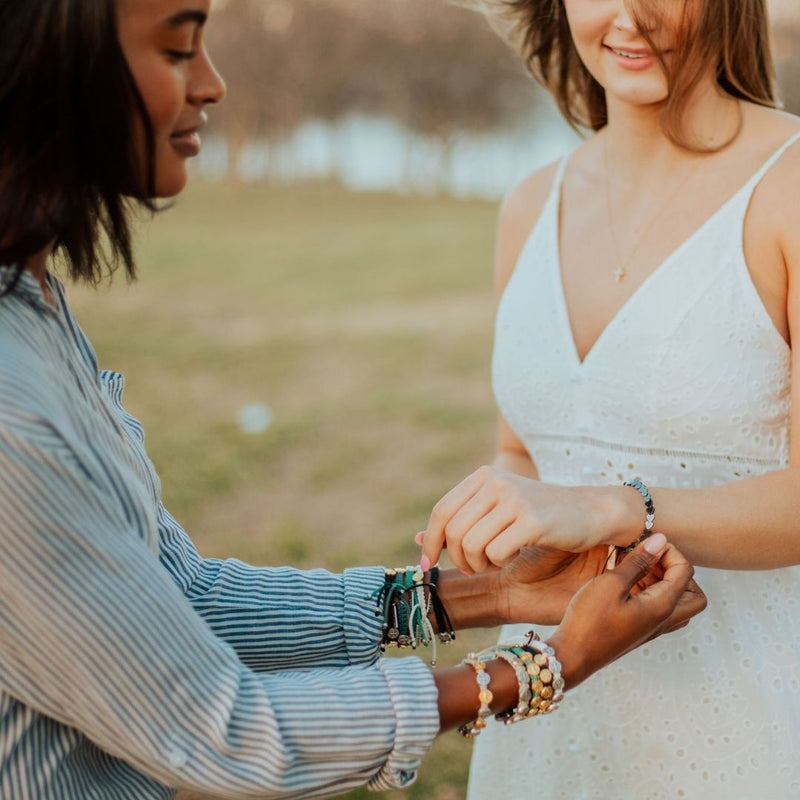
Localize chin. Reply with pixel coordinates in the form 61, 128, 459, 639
607, 80, 669, 108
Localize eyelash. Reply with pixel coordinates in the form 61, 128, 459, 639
166, 50, 196, 62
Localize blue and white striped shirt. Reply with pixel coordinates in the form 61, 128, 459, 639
0, 268, 440, 799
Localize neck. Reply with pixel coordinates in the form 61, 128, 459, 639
24, 246, 54, 298
603, 80, 741, 176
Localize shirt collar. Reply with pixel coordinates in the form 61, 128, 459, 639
0, 265, 60, 312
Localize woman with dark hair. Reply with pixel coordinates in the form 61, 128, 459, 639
0, 0, 706, 798
419, 0, 800, 796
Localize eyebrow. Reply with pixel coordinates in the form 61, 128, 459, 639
163, 9, 208, 28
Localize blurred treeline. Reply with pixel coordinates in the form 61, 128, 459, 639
206, 0, 540, 163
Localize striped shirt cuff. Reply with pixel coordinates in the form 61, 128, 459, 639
368, 656, 440, 791
342, 566, 387, 664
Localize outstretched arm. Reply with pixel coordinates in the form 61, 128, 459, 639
420, 137, 800, 574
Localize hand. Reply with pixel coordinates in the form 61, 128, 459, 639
547, 534, 707, 689
497, 544, 612, 625
421, 466, 611, 574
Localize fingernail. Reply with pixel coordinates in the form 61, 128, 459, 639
643, 533, 667, 555
460, 569, 472, 578
414, 532, 424, 545
420, 555, 431, 572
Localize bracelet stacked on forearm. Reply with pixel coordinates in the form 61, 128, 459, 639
458, 658, 493, 738
518, 636, 565, 717
458, 631, 563, 738
369, 565, 455, 664
621, 477, 655, 553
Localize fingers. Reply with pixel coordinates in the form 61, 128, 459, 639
484, 520, 539, 568
660, 575, 707, 631
421, 466, 530, 574
459, 505, 518, 573
419, 468, 601, 575
633, 542, 695, 616
552, 535, 707, 687
608, 533, 669, 594
623, 540, 706, 638
421, 467, 491, 568
645, 573, 706, 638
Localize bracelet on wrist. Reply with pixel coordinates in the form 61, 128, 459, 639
368, 565, 455, 664
621, 477, 655, 553
458, 630, 564, 738
458, 658, 493, 738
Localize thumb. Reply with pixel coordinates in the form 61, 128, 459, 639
612, 533, 668, 590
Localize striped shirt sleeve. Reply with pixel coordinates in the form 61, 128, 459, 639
156, 503, 392, 671
100, 364, 391, 673
0, 417, 440, 796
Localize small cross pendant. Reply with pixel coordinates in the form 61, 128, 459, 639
613, 266, 626, 283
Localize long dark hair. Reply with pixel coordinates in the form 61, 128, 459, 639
490, 0, 777, 149
0, 0, 156, 295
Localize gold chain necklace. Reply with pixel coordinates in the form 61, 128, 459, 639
603, 137, 701, 283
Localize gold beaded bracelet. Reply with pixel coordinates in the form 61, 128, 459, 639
458, 657, 493, 738
521, 636, 565, 716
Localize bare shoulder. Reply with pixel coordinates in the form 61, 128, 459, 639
747, 105, 800, 195
494, 158, 562, 295
747, 107, 800, 250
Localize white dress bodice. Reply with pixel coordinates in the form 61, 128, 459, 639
468, 132, 800, 799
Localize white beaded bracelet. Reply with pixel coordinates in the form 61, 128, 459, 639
458, 657, 493, 738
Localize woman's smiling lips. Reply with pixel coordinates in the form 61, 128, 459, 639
170, 117, 206, 157
604, 43, 659, 71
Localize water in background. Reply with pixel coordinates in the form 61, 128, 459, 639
197, 109, 581, 200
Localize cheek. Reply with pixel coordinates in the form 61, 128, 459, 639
563, 3, 607, 60
139, 77, 182, 134
126, 54, 183, 135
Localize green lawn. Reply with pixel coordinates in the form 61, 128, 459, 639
70, 180, 503, 799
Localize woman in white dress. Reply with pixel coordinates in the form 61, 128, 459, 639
419, 0, 800, 797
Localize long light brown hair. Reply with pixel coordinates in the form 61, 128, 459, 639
488, 0, 777, 150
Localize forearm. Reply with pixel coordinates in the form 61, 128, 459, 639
595, 467, 800, 569
159, 506, 384, 669
188, 560, 384, 670
434, 659, 518, 732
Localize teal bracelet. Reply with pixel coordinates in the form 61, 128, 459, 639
622, 478, 655, 553
369, 566, 454, 658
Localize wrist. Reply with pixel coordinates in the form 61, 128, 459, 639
434, 658, 518, 733
435, 568, 506, 629
594, 485, 646, 548
544, 630, 582, 689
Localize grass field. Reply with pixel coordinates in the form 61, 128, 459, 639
69, 180, 505, 799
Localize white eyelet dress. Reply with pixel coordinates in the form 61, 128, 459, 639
467, 131, 800, 800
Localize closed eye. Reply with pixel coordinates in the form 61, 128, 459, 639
166, 49, 196, 62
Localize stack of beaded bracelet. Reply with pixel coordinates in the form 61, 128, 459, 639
458, 631, 564, 738
369, 565, 455, 664
518, 635, 565, 718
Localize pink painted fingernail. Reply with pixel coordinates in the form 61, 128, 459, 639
461, 569, 472, 578
414, 532, 424, 546
420, 555, 431, 572
644, 533, 667, 555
